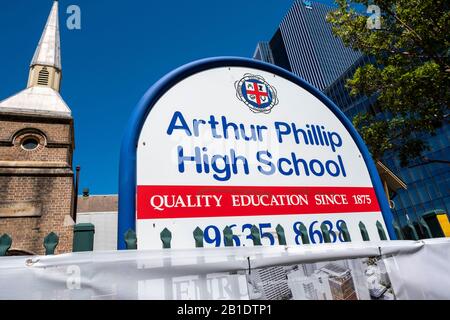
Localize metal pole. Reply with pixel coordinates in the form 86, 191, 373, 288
72, 166, 81, 223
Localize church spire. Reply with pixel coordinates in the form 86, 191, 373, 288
0, 0, 70, 116
27, 1, 62, 92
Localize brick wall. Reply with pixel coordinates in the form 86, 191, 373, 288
0, 120, 70, 143
0, 113, 74, 255
0, 118, 72, 163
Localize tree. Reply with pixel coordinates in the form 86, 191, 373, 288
326, 0, 449, 166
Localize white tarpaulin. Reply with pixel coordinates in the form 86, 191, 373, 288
0, 239, 449, 300
381, 238, 450, 299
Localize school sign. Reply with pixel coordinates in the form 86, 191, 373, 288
118, 57, 396, 250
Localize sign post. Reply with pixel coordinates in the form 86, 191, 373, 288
118, 57, 396, 250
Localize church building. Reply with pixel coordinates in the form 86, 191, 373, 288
0, 1, 75, 254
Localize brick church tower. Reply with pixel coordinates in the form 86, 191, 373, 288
0, 1, 75, 254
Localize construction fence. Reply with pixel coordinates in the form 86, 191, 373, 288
0, 238, 449, 300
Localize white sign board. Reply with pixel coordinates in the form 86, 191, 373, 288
134, 63, 389, 249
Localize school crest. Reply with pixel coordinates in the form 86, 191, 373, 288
235, 74, 278, 114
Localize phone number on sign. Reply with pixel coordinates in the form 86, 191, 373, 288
202, 219, 349, 247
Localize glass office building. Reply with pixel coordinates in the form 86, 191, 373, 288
325, 59, 450, 227
254, 0, 362, 91
254, 0, 450, 229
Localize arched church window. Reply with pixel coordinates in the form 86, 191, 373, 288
13, 129, 46, 152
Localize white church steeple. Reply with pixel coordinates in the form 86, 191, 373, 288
27, 0, 62, 92
0, 1, 70, 117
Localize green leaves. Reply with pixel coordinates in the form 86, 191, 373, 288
328, 0, 449, 166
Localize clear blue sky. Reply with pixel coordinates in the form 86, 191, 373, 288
0, 0, 336, 195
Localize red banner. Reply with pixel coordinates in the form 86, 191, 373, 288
136, 185, 380, 219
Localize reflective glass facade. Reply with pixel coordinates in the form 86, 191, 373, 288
325, 60, 450, 226
254, 0, 361, 91
255, 0, 450, 228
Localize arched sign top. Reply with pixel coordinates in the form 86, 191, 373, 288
118, 57, 395, 250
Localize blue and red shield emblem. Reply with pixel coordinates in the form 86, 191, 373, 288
235, 74, 278, 113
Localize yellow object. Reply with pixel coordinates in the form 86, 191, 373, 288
437, 214, 450, 237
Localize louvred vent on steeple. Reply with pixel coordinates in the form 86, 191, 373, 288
37, 68, 50, 86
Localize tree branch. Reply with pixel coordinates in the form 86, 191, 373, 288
381, 5, 450, 70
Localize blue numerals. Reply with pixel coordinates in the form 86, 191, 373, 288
203, 220, 349, 247
293, 219, 347, 244
204, 225, 221, 247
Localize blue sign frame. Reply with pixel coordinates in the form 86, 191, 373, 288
118, 56, 396, 249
